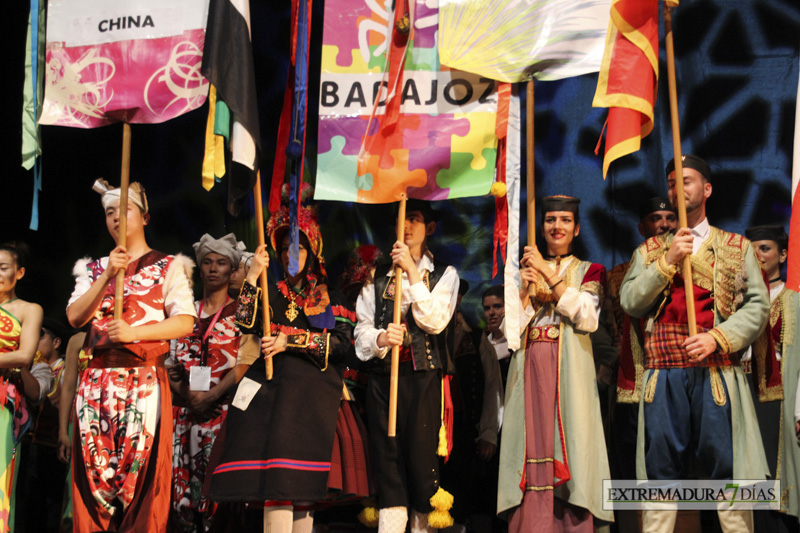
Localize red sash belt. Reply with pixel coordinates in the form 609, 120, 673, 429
89, 349, 167, 368
645, 323, 736, 368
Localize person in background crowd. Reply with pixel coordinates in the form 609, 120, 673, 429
66, 179, 196, 533
441, 279, 503, 533
355, 200, 459, 533
17, 317, 70, 533
498, 195, 613, 531
607, 197, 681, 533
0, 241, 44, 533
620, 155, 769, 532
482, 285, 511, 385
743, 224, 800, 532
57, 330, 88, 533
169, 233, 247, 532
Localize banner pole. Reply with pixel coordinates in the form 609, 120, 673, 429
254, 172, 274, 380
664, 2, 697, 337
526, 81, 536, 297
388, 194, 407, 437
114, 122, 131, 320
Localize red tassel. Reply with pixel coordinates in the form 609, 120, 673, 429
443, 374, 454, 460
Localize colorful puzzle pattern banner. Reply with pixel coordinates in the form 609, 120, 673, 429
40, 0, 210, 127
315, 0, 499, 204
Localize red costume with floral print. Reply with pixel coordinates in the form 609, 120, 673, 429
171, 299, 240, 532
69, 251, 195, 533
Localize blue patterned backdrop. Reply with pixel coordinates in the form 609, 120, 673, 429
4, 0, 800, 327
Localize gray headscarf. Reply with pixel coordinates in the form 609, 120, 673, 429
193, 233, 247, 270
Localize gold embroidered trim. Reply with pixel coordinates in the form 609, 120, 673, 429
644, 369, 659, 403
779, 289, 795, 349
526, 457, 554, 464
655, 254, 677, 280
526, 485, 554, 492
643, 234, 669, 268
769, 291, 782, 329
754, 321, 783, 402
616, 320, 645, 404
781, 487, 790, 513
286, 331, 311, 348
530, 258, 582, 308
382, 270, 430, 301
581, 280, 604, 303
708, 328, 732, 355
235, 283, 261, 329
607, 263, 629, 302
709, 367, 727, 406
322, 332, 330, 372
712, 229, 750, 320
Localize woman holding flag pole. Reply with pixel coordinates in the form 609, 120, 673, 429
209, 188, 363, 533
498, 195, 613, 531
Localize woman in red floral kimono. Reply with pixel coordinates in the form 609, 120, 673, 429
67, 180, 196, 533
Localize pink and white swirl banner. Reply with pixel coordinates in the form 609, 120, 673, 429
40, 0, 210, 127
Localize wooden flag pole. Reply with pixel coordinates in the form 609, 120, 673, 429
388, 194, 407, 437
526, 81, 537, 296
254, 172, 274, 380
664, 2, 698, 337
114, 122, 132, 320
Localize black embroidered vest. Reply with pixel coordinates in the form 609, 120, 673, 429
370, 260, 452, 373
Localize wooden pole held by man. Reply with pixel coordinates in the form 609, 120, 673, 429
664, 2, 698, 336
114, 122, 132, 320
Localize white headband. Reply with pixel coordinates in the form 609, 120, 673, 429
93, 178, 148, 214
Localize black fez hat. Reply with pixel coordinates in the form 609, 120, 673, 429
541, 195, 580, 215
665, 154, 712, 182
638, 197, 675, 220
401, 199, 440, 222
745, 224, 788, 247
41, 317, 71, 345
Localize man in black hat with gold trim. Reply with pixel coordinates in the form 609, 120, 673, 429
620, 155, 770, 532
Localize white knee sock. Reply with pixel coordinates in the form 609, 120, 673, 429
642, 509, 677, 533
264, 505, 293, 533
716, 509, 753, 533
378, 506, 409, 533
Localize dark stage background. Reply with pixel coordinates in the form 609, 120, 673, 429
4, 0, 799, 329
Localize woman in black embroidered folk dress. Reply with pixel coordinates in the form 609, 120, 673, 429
209, 202, 364, 533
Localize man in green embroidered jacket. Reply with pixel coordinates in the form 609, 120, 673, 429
620, 155, 770, 533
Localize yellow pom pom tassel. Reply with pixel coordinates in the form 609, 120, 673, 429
358, 498, 379, 528
490, 181, 507, 198
429, 487, 454, 510
437, 424, 448, 457
428, 509, 454, 529
428, 488, 455, 528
